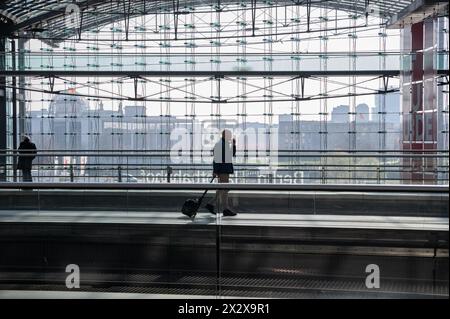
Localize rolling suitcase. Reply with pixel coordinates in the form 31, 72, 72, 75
181, 177, 215, 218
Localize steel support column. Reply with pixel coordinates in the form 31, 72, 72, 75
11, 39, 17, 181
0, 37, 7, 181
18, 39, 26, 152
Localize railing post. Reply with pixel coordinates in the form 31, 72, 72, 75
118, 166, 122, 182
321, 166, 326, 184
70, 164, 74, 182
377, 167, 381, 184
12, 151, 17, 182
0, 163, 5, 182
166, 165, 173, 183
215, 183, 222, 298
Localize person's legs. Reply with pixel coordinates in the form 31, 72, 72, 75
220, 173, 238, 216
23, 169, 32, 182
205, 174, 229, 213
218, 173, 230, 210
218, 174, 236, 216
205, 174, 217, 212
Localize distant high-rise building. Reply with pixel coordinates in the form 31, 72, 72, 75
47, 92, 89, 150
124, 105, 146, 117
331, 105, 349, 123
48, 92, 89, 116
373, 90, 401, 124
356, 103, 370, 122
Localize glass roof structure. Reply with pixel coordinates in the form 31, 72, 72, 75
1, 1, 415, 40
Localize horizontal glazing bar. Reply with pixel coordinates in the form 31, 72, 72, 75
2, 52, 447, 74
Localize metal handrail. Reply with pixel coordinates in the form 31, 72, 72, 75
0, 182, 447, 192
3, 150, 447, 184
2, 176, 448, 182
3, 164, 448, 171
2, 149, 448, 153
1, 152, 447, 158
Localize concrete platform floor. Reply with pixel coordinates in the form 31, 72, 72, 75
0, 210, 447, 231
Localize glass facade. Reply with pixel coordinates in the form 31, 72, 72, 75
0, 2, 448, 184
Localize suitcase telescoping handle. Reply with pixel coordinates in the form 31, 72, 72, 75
198, 176, 216, 204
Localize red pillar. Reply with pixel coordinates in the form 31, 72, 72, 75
401, 19, 438, 183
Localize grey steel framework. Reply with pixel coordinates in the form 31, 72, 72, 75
0, 1, 416, 40
0, 0, 449, 185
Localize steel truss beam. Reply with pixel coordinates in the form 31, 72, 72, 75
1, 82, 399, 104
0, 70, 405, 77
